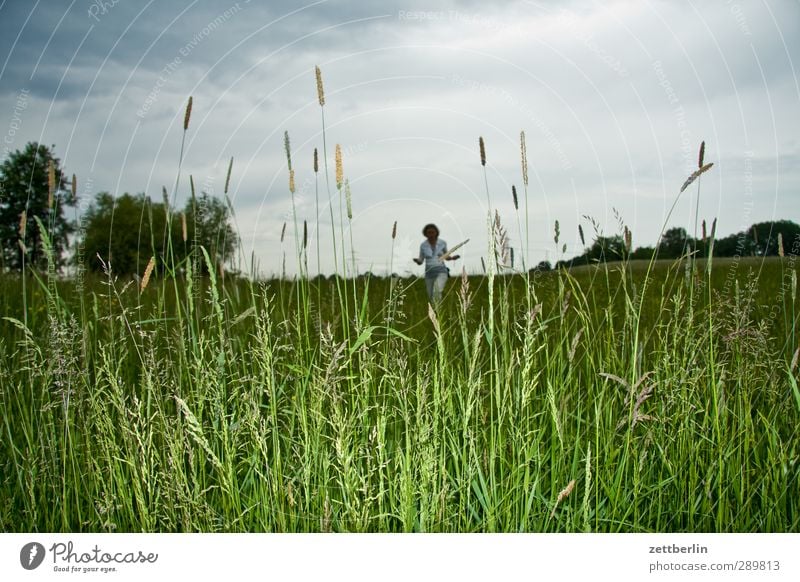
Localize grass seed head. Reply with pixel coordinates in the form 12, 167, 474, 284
281, 222, 287, 243
554, 220, 560, 245
698, 141, 706, 168
141, 256, 155, 292
303, 220, 308, 249
520, 130, 528, 186
284, 131, 292, 171
558, 479, 576, 502
550, 479, 576, 518
181, 212, 187, 243
680, 163, 714, 193
792, 346, 799, 372
579, 224, 585, 247
18, 210, 26, 238
71, 174, 77, 200
345, 179, 352, 219
183, 96, 193, 131
512, 185, 518, 210
47, 160, 55, 209
335, 144, 343, 189
427, 303, 441, 335
315, 65, 325, 106
289, 169, 296, 194
479, 136, 486, 166
391, 220, 397, 240
313, 147, 319, 173
779, 232, 785, 258
224, 157, 233, 194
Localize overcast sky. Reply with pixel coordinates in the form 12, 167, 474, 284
2, 0, 799, 277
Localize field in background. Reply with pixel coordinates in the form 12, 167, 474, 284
1, 255, 798, 532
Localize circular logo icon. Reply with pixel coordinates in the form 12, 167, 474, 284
20, 542, 46, 570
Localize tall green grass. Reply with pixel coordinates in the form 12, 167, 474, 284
1, 254, 798, 532
1, 73, 798, 533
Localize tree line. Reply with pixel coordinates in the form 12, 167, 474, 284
1, 142, 237, 276
538, 221, 800, 272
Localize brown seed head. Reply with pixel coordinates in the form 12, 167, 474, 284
392, 220, 397, 240
554, 220, 560, 245
47, 160, 55, 209
698, 141, 706, 168
315, 66, 325, 106
558, 479, 575, 501
578, 224, 585, 247
779, 232, 785, 258
183, 96, 193, 131
280, 222, 287, 243
289, 169, 296, 194
702, 219, 707, 242
680, 163, 714, 193
303, 220, 308, 249
479, 136, 486, 166
512, 185, 518, 210
19, 210, 27, 238
141, 256, 156, 292
550, 479, 576, 518
71, 174, 77, 200
181, 212, 187, 243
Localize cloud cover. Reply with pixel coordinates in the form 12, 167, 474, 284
1, 0, 799, 276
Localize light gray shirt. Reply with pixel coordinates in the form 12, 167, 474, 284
419, 239, 448, 277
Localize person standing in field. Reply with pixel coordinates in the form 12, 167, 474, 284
413, 223, 460, 304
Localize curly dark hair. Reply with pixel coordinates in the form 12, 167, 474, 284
422, 223, 440, 237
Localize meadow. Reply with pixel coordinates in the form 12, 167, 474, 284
1, 71, 798, 533
1, 252, 798, 532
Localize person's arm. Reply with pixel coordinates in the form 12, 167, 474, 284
413, 243, 423, 265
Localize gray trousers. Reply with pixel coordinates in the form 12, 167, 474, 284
425, 272, 448, 303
